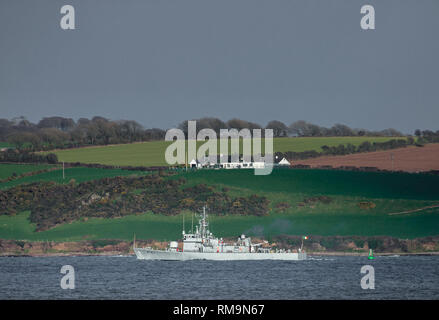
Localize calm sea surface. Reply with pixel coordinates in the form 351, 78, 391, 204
0, 255, 438, 299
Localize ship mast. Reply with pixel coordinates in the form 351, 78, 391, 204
199, 206, 209, 239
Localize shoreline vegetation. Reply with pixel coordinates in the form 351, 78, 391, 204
1, 235, 438, 257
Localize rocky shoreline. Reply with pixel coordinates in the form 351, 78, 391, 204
308, 251, 439, 256
0, 239, 150, 257
3, 252, 439, 258
1, 237, 439, 257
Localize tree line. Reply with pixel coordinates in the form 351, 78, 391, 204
275, 138, 411, 160
0, 116, 166, 151
414, 129, 439, 144
0, 116, 420, 152
0, 149, 58, 164
177, 118, 406, 138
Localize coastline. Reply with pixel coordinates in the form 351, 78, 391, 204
1, 238, 439, 257
2, 251, 439, 258
308, 251, 439, 257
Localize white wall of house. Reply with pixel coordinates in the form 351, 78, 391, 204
190, 159, 267, 170
223, 162, 265, 169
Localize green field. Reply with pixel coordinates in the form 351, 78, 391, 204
0, 165, 150, 189
49, 136, 399, 167
175, 169, 439, 201
0, 163, 55, 180
0, 168, 438, 241
0, 208, 438, 242
0, 142, 14, 148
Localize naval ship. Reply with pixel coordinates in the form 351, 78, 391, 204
134, 207, 307, 261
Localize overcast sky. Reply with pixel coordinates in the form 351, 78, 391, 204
0, 0, 438, 133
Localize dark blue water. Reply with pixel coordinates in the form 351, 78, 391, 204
0, 255, 438, 299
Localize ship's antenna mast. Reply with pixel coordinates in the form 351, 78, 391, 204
182, 212, 185, 234
196, 206, 209, 238
191, 212, 194, 234
201, 205, 209, 239
133, 233, 136, 250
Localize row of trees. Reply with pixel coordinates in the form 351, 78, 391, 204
3, 115, 438, 152
414, 129, 439, 144
0, 116, 166, 151
177, 118, 406, 138
275, 138, 410, 160
0, 149, 58, 164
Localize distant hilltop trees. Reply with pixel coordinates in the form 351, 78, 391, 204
0, 116, 166, 151
177, 118, 406, 138
0, 115, 437, 152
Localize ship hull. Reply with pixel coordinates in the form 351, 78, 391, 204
134, 248, 307, 261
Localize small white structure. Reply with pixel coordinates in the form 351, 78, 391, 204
190, 158, 215, 168
223, 162, 241, 169
278, 158, 290, 166
222, 161, 265, 169
169, 241, 179, 252
189, 159, 201, 168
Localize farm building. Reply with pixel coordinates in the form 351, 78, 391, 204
222, 162, 265, 169
278, 158, 290, 166
189, 159, 266, 169
189, 159, 200, 168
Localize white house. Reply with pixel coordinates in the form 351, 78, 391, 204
189, 158, 266, 170
221, 161, 265, 169
278, 158, 290, 166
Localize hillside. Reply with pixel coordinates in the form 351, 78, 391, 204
0, 166, 438, 241
47, 136, 400, 167
0, 165, 150, 190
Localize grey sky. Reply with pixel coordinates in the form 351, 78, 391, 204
0, 0, 438, 134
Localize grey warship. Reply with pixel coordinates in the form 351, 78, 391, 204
134, 207, 307, 261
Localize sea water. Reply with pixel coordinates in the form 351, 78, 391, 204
0, 255, 438, 299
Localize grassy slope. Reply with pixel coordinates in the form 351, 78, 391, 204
49, 137, 399, 167
0, 163, 55, 180
0, 168, 438, 241
1, 209, 438, 241
0, 142, 13, 148
176, 169, 439, 200
0, 166, 150, 189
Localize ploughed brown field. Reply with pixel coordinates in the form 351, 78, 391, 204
293, 143, 439, 173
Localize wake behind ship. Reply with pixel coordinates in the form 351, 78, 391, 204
134, 207, 307, 261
